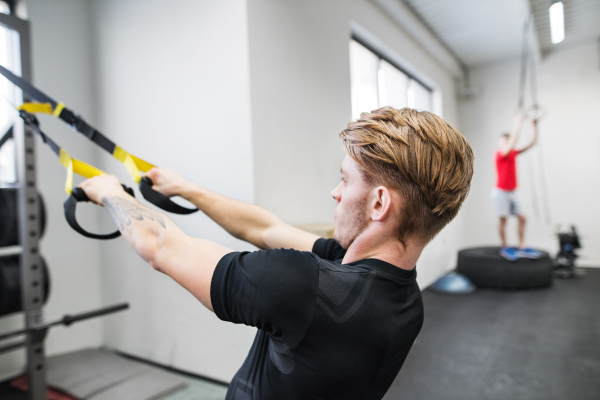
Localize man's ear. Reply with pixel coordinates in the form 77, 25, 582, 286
371, 186, 394, 222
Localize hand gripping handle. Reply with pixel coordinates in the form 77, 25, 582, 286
139, 176, 198, 215
63, 185, 135, 240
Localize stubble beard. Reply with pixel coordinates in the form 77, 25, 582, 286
334, 195, 370, 250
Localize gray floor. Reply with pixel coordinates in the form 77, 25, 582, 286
383, 268, 600, 400
3, 269, 598, 400
160, 371, 227, 400
158, 373, 228, 400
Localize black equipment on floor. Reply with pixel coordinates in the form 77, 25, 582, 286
456, 247, 552, 290
0, 255, 50, 317
553, 225, 581, 278
0, 188, 46, 247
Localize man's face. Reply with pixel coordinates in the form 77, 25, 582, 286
331, 155, 372, 249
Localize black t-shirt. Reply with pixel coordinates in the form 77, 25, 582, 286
211, 238, 424, 400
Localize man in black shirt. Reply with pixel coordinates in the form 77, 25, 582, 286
81, 107, 474, 399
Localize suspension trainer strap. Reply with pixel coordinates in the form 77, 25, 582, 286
19, 110, 134, 240
516, 16, 544, 223
0, 64, 197, 215
528, 48, 552, 226
0, 126, 13, 149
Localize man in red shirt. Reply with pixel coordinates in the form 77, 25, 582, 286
493, 113, 540, 260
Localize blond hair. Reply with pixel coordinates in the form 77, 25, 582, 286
340, 107, 474, 243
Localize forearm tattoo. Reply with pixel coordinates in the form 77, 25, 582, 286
103, 196, 166, 231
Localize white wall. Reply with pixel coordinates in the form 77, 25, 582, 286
89, 0, 257, 383
458, 42, 600, 266
0, 0, 105, 381
2, 0, 469, 384
247, 0, 465, 289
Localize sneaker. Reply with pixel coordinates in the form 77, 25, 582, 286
500, 247, 519, 261
517, 248, 542, 259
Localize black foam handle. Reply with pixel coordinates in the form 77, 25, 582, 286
139, 176, 198, 215
63, 184, 135, 240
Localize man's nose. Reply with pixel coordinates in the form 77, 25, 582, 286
331, 183, 341, 202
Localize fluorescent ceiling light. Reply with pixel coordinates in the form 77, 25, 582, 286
549, 2, 565, 44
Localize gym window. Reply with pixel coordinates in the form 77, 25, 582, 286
0, 14, 19, 183
349, 38, 433, 121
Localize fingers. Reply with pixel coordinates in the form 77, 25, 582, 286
143, 167, 187, 197
145, 167, 173, 186
145, 167, 160, 182
80, 175, 123, 205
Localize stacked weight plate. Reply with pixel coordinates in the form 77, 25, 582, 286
0, 188, 50, 316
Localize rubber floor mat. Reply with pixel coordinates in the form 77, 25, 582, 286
45, 348, 187, 400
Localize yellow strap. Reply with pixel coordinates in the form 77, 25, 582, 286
59, 148, 105, 194
59, 149, 74, 194
18, 103, 54, 114
128, 153, 155, 173
53, 102, 66, 117
19, 102, 157, 185
113, 145, 156, 184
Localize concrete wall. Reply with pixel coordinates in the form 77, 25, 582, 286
458, 42, 600, 266
247, 0, 465, 289
89, 0, 257, 383
0, 0, 104, 381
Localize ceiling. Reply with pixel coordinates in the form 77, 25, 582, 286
401, 0, 600, 68
530, 0, 600, 55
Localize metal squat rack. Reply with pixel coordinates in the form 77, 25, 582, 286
0, 10, 131, 400
0, 10, 50, 399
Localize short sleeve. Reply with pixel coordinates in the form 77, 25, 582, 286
312, 238, 347, 262
211, 249, 319, 347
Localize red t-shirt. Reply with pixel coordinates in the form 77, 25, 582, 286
496, 149, 520, 190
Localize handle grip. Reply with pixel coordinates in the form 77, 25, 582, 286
139, 176, 198, 215
64, 184, 135, 239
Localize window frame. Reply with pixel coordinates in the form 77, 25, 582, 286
0, 11, 29, 185
352, 34, 433, 93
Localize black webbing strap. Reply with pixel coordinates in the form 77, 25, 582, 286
0, 64, 56, 106
19, 111, 60, 156
0, 126, 13, 148
54, 106, 116, 154
0, 63, 197, 215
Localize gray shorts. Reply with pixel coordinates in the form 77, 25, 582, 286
491, 188, 521, 217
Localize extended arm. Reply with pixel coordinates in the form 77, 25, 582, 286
81, 175, 232, 311
500, 113, 525, 156
145, 169, 320, 251
517, 118, 538, 154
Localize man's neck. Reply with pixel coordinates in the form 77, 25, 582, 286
341, 233, 424, 271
